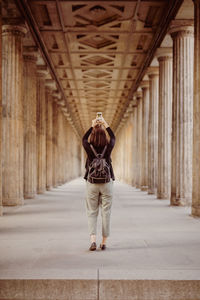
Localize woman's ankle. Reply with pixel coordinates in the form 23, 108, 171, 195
90, 235, 96, 243
102, 236, 107, 245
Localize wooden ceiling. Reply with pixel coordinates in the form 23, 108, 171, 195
15, 0, 183, 136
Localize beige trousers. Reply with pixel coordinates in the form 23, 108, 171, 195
86, 180, 113, 237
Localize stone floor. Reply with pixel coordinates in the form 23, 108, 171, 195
0, 177, 200, 281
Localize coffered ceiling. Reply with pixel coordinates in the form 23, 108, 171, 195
15, 0, 184, 136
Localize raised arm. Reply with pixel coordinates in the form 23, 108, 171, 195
106, 127, 115, 148
82, 127, 93, 151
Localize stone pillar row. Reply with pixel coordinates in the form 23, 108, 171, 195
0, 24, 81, 213
113, 16, 198, 216
111, 114, 135, 184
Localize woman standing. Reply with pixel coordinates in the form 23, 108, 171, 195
82, 116, 115, 251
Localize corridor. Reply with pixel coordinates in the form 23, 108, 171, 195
1, 0, 200, 298
1, 178, 200, 279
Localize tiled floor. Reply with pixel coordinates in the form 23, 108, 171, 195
0, 177, 200, 280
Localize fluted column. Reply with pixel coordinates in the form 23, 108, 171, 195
128, 113, 134, 185
64, 117, 69, 182
0, 15, 2, 215
60, 112, 66, 184
132, 103, 137, 186
170, 22, 194, 206
2, 25, 26, 206
140, 81, 150, 191
192, 0, 200, 216
36, 69, 47, 194
147, 68, 159, 195
46, 87, 53, 190
57, 107, 63, 185
156, 48, 173, 199
52, 100, 58, 187
23, 54, 37, 199
135, 91, 142, 189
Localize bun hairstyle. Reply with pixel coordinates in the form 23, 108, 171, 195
90, 124, 108, 148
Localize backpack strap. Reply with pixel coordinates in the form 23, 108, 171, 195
101, 145, 107, 158
90, 144, 107, 158
90, 144, 98, 158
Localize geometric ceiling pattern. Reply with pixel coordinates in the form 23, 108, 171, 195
20, 0, 177, 135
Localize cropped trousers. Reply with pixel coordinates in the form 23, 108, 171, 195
86, 180, 113, 237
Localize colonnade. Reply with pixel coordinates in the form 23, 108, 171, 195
0, 22, 81, 216
113, 3, 200, 217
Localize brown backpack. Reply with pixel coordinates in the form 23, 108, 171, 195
87, 144, 111, 184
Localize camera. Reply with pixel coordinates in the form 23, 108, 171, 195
96, 112, 102, 121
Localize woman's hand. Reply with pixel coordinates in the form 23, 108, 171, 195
92, 119, 97, 127
101, 117, 109, 128
92, 117, 109, 128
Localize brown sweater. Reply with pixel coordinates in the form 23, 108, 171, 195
82, 127, 116, 181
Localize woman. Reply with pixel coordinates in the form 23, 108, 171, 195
82, 116, 115, 251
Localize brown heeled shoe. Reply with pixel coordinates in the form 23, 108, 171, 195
89, 242, 97, 251
100, 244, 106, 250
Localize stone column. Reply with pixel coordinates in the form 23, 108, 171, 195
192, 0, 200, 216
0, 12, 2, 215
128, 113, 134, 186
147, 67, 159, 195
2, 25, 26, 206
46, 87, 53, 190
36, 69, 47, 194
58, 108, 65, 185
52, 100, 58, 187
23, 53, 37, 199
170, 22, 194, 206
132, 102, 137, 187
135, 91, 142, 189
140, 81, 150, 191
156, 48, 173, 199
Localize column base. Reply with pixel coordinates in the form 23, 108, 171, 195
0, 206, 3, 216
24, 193, 36, 199
170, 196, 191, 206
157, 193, 170, 200
46, 186, 52, 191
148, 188, 155, 195
141, 186, 148, 191
192, 205, 200, 217
37, 189, 46, 194
2, 197, 24, 206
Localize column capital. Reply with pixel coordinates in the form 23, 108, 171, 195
45, 79, 57, 91
156, 47, 172, 62
2, 24, 27, 37
147, 67, 159, 78
140, 80, 149, 90
23, 54, 37, 63
37, 65, 49, 78
169, 20, 194, 39
132, 95, 138, 107
23, 46, 38, 63
52, 90, 62, 100
136, 90, 142, 100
